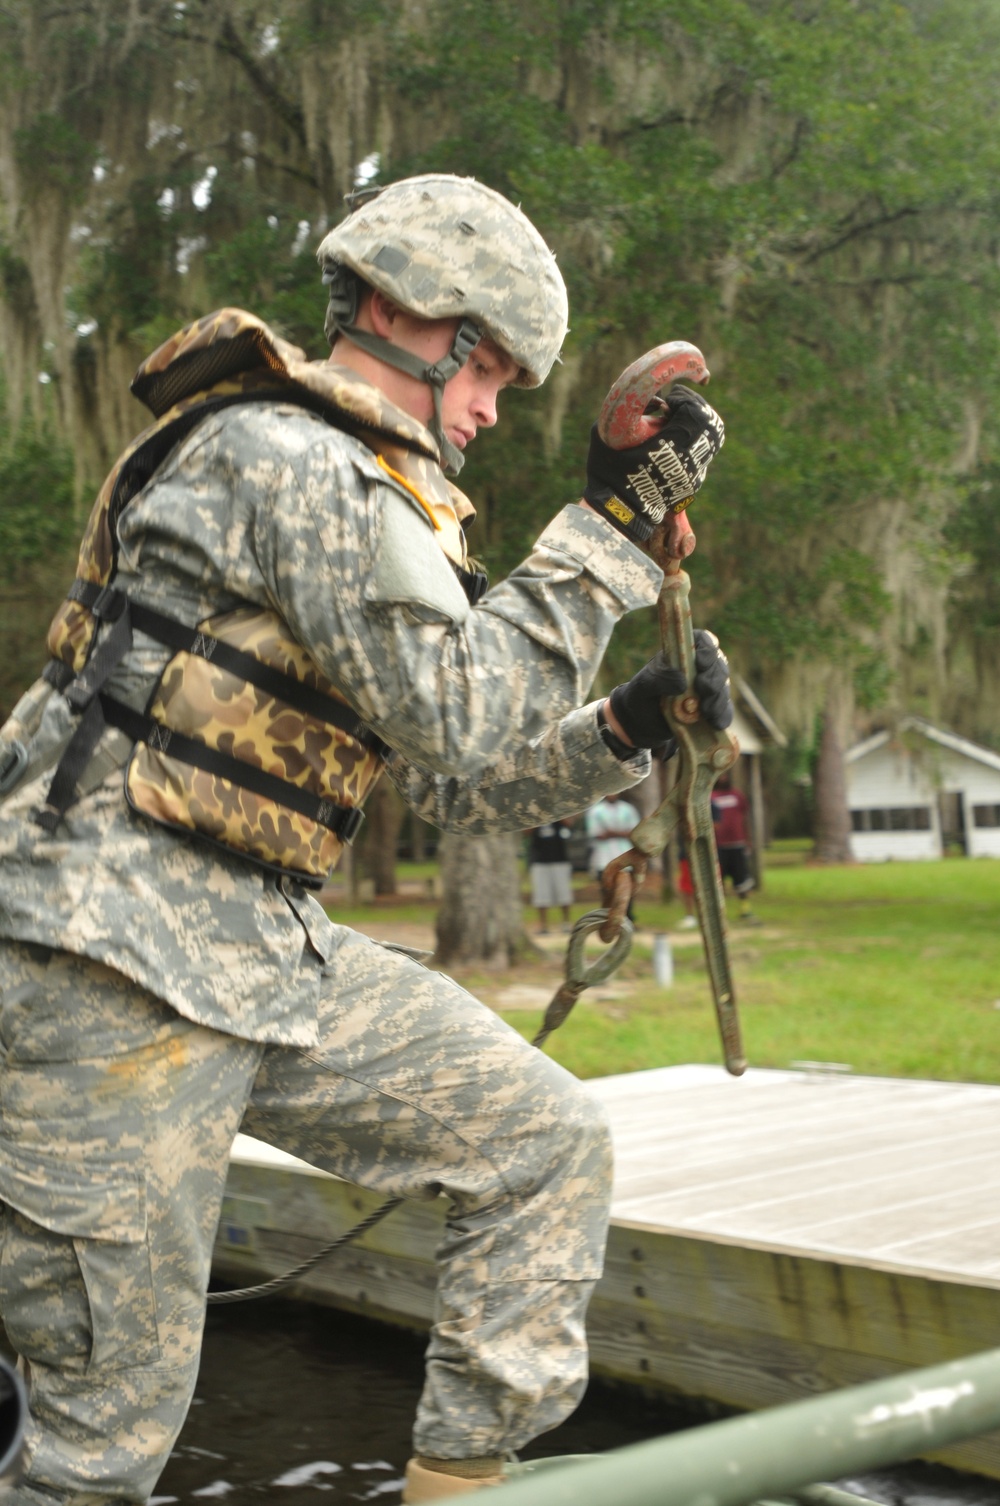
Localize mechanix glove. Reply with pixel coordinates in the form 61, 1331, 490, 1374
691, 629, 734, 731
607, 631, 734, 755
583, 386, 725, 544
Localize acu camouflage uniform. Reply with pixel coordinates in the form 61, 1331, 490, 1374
0, 308, 662, 1505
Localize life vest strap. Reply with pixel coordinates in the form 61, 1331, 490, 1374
34, 690, 365, 846
35, 581, 381, 840
66, 581, 389, 756
101, 695, 365, 843
32, 697, 111, 834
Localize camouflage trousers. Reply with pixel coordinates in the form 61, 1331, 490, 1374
0, 931, 612, 1505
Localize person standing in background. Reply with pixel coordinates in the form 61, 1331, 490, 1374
586, 791, 641, 923
711, 769, 759, 924
674, 829, 698, 930
527, 818, 575, 933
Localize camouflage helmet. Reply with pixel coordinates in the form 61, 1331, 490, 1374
316, 174, 568, 391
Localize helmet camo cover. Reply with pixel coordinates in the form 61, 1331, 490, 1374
316, 174, 568, 388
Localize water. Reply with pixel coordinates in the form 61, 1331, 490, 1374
155, 1300, 690, 1503
5, 1299, 1000, 1502
152, 1299, 1000, 1505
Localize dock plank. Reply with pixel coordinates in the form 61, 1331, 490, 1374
590, 1068, 1000, 1284
214, 1065, 1000, 1479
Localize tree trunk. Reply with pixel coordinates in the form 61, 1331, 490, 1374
339, 840, 358, 903
434, 831, 527, 967
362, 779, 404, 895
748, 754, 765, 891
812, 681, 854, 863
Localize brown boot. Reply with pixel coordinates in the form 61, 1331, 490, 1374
402, 1458, 505, 1502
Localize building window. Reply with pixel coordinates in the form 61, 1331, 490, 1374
851, 807, 932, 832
973, 804, 1000, 828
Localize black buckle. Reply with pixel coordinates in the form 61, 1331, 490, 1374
427, 318, 483, 387
314, 800, 365, 845
340, 806, 365, 845
90, 586, 127, 622
32, 803, 62, 834
0, 739, 28, 795
43, 659, 75, 691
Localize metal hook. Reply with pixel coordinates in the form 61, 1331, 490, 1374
565, 909, 635, 989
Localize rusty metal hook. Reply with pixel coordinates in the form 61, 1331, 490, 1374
597, 341, 710, 450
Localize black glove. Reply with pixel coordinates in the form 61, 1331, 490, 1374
583, 386, 725, 544
609, 656, 686, 749
693, 629, 734, 730
607, 630, 734, 751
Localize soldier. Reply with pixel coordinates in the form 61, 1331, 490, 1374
0, 174, 730, 1504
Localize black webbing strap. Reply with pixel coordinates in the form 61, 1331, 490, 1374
99, 695, 365, 843
35, 689, 364, 843
43, 659, 75, 691
63, 589, 133, 712
35, 691, 364, 843
35, 581, 383, 833
33, 590, 138, 831
455, 563, 489, 605
32, 698, 110, 833
66, 581, 388, 756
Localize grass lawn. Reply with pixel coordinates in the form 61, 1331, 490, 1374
328, 847, 1000, 1086
510, 851, 1000, 1085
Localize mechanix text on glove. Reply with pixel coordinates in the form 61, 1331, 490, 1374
584, 386, 725, 544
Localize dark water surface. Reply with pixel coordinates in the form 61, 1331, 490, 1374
154, 1300, 679, 1503
151, 1299, 1000, 1506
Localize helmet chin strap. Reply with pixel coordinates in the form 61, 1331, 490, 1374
323, 269, 481, 475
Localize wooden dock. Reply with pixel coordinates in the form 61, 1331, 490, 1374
214, 1065, 1000, 1478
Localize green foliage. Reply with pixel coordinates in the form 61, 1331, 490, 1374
379, 0, 1000, 691
0, 397, 78, 720
0, 241, 33, 306
203, 218, 326, 357
76, 173, 179, 338
0, 411, 75, 565
951, 466, 1000, 636
3, 0, 1000, 726
499, 852, 1000, 1084
14, 112, 93, 203
852, 650, 895, 712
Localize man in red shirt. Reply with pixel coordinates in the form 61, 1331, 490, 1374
710, 770, 760, 923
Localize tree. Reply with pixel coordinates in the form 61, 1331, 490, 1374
434, 832, 529, 967
947, 462, 1000, 752
812, 680, 854, 864
0, 399, 76, 720
361, 780, 405, 897
3, 0, 1000, 945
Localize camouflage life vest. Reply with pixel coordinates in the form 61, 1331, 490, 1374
32, 308, 482, 887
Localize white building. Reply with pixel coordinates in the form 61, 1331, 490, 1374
845, 716, 1000, 861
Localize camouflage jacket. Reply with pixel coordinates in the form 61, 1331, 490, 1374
0, 389, 662, 1045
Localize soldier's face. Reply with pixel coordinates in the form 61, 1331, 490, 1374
440, 335, 519, 456
373, 304, 518, 452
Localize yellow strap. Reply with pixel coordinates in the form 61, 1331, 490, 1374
376, 455, 441, 531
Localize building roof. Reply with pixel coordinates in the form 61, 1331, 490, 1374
846, 715, 1000, 774
733, 676, 787, 750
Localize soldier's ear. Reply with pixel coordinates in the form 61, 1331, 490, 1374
369, 289, 402, 337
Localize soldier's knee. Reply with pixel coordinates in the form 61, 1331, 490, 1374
527, 1074, 613, 1213
563, 1081, 612, 1176
498, 1081, 612, 1280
